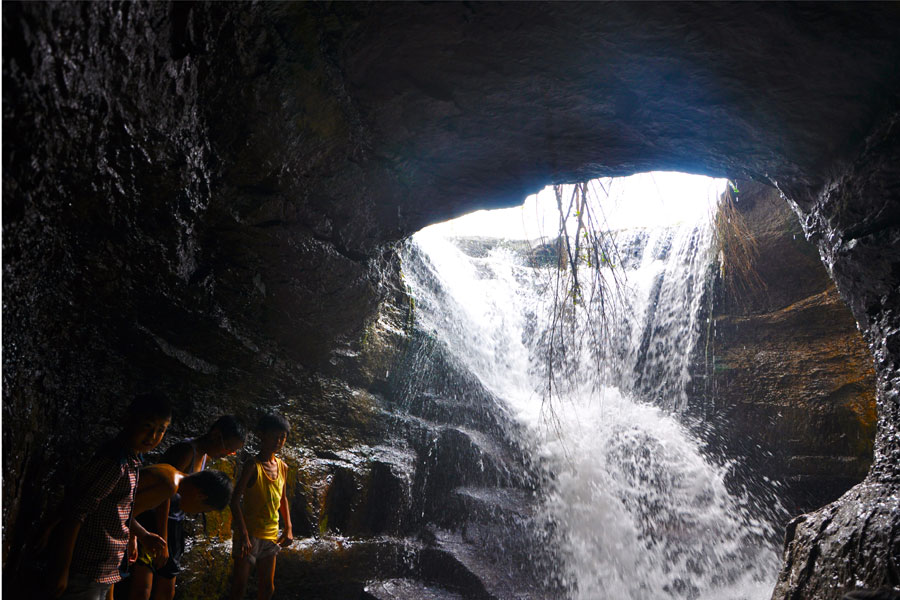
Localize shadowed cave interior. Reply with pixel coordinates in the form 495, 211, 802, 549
3, 3, 900, 599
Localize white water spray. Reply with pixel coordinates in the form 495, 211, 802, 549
402, 176, 781, 599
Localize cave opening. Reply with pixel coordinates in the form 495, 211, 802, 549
397, 172, 876, 598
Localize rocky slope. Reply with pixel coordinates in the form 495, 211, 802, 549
689, 182, 877, 518
175, 288, 560, 600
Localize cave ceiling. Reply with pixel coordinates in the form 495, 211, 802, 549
215, 2, 900, 247
4, 0, 899, 420
5, 1, 899, 408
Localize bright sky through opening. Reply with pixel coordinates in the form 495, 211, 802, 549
423, 172, 729, 240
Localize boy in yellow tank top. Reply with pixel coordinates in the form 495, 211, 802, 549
229, 413, 293, 600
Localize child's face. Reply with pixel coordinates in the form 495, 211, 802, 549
125, 416, 170, 454
259, 429, 288, 454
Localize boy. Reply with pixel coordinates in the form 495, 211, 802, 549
132, 463, 233, 519
127, 465, 233, 599
128, 416, 246, 600
229, 413, 293, 600
45, 393, 172, 600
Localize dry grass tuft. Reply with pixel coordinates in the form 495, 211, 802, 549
713, 182, 766, 301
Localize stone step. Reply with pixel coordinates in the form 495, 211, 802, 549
427, 528, 557, 600
381, 410, 537, 493
417, 426, 537, 514
453, 486, 536, 517
405, 392, 507, 435
361, 579, 467, 600
436, 487, 558, 588
431, 486, 536, 530
181, 536, 502, 600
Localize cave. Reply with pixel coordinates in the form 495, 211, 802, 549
3, 3, 899, 599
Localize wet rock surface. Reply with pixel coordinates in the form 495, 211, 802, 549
4, 2, 900, 598
772, 481, 900, 600
771, 111, 900, 600
174, 329, 559, 600
689, 181, 877, 517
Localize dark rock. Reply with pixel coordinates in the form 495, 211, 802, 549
843, 590, 900, 600
386, 331, 560, 599
773, 481, 900, 600
771, 111, 900, 600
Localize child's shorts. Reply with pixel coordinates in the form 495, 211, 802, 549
234, 536, 281, 565
134, 518, 186, 578
135, 544, 182, 579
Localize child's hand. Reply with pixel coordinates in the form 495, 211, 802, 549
153, 547, 170, 569
48, 568, 69, 599
234, 531, 252, 559
127, 535, 138, 563
277, 528, 293, 548
138, 531, 167, 564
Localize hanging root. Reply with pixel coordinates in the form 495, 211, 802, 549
530, 181, 626, 425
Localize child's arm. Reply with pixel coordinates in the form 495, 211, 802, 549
230, 458, 257, 558
160, 441, 197, 473
150, 498, 170, 566
46, 518, 81, 598
127, 519, 138, 564
129, 464, 174, 567
130, 517, 168, 564
143, 450, 184, 564
276, 462, 293, 548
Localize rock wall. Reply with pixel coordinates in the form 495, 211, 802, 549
176, 300, 560, 600
2, 2, 400, 573
770, 111, 900, 600
4, 3, 900, 599
689, 181, 877, 518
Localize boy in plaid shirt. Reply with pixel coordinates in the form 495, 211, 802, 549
44, 394, 172, 600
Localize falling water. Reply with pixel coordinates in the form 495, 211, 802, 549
401, 183, 781, 600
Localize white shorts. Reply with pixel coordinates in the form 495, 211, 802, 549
234, 536, 281, 565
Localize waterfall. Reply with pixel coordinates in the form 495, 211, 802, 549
400, 186, 781, 599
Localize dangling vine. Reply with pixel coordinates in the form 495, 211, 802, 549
531, 180, 626, 428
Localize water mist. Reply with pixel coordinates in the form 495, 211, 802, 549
401, 177, 782, 599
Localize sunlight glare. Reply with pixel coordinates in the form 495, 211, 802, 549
422, 172, 728, 240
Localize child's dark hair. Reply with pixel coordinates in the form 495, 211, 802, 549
257, 412, 290, 434
210, 415, 246, 442
128, 393, 173, 421
184, 470, 233, 511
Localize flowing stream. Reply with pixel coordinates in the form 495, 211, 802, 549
400, 196, 781, 599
